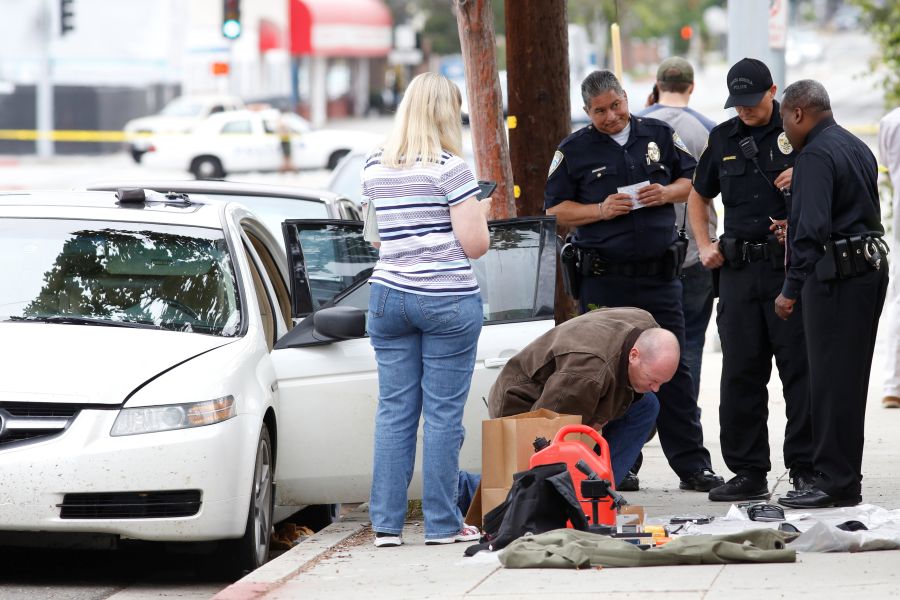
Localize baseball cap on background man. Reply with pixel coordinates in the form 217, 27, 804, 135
656, 57, 694, 84
723, 57, 774, 109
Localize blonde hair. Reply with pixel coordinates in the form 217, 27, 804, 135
381, 72, 464, 168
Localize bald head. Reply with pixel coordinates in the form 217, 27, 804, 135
627, 328, 680, 394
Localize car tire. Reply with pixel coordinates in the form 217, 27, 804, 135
191, 156, 225, 180
130, 149, 145, 164
217, 425, 275, 579
326, 149, 350, 170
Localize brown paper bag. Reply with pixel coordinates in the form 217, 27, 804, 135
466, 408, 581, 526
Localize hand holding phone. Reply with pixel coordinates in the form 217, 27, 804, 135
477, 180, 497, 200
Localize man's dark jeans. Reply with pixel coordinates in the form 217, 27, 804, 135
681, 262, 714, 402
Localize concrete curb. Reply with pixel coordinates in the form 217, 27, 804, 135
213, 506, 370, 600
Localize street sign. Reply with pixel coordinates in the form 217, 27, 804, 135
769, 0, 788, 50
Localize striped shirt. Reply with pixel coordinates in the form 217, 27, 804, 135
361, 150, 481, 296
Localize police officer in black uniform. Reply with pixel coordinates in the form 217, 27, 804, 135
545, 70, 723, 492
775, 80, 889, 509
688, 58, 814, 502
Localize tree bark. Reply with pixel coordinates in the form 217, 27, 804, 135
505, 0, 576, 323
455, 0, 514, 219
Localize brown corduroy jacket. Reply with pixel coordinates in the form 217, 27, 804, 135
487, 307, 658, 426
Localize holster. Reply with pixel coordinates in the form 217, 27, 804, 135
560, 241, 581, 299
719, 236, 743, 269
664, 236, 688, 280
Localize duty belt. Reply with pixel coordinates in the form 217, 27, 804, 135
580, 249, 667, 278
816, 234, 889, 281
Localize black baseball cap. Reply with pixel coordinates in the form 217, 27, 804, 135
723, 58, 774, 109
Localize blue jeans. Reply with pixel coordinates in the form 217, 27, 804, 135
681, 262, 714, 402
602, 393, 660, 486
367, 283, 483, 540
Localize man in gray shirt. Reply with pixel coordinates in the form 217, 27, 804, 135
617, 57, 718, 491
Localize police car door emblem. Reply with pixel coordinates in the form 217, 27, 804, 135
777, 132, 793, 155
646, 141, 660, 163
548, 150, 564, 177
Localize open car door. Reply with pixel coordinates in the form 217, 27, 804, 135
271, 218, 558, 506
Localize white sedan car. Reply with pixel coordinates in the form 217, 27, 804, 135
141, 109, 384, 179
0, 188, 556, 576
123, 94, 245, 164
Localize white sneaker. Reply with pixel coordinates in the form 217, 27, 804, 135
374, 532, 403, 548
425, 524, 481, 545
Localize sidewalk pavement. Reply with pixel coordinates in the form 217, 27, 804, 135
216, 342, 900, 600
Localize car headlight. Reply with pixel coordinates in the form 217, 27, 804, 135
110, 396, 236, 436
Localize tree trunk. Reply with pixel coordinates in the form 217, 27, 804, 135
505, 0, 576, 323
455, 0, 514, 219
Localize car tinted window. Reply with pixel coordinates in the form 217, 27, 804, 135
283, 218, 555, 323
160, 98, 205, 118
0, 218, 241, 336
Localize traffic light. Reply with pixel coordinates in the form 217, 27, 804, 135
680, 25, 694, 40
60, 0, 74, 36
222, 0, 241, 40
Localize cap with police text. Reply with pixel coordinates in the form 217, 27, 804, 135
724, 58, 773, 109
656, 57, 694, 84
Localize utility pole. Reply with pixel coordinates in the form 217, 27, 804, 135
455, 0, 513, 219
505, 0, 574, 323
36, 0, 54, 158
504, 0, 569, 218
727, 0, 786, 94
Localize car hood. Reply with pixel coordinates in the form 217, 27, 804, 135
0, 323, 234, 405
124, 115, 198, 133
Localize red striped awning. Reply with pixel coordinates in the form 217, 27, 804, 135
290, 0, 393, 57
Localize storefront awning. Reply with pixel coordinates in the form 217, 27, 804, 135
290, 0, 393, 58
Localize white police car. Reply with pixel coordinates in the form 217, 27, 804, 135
0, 188, 556, 575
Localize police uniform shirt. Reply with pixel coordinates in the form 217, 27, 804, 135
692, 100, 796, 241
544, 116, 696, 262
782, 116, 883, 299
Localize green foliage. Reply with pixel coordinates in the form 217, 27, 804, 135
384, 0, 506, 58
850, 0, 900, 106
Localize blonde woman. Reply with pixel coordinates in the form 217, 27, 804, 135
361, 72, 492, 547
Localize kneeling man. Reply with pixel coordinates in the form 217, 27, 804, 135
488, 307, 680, 486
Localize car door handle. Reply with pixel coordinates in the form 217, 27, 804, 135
484, 357, 510, 369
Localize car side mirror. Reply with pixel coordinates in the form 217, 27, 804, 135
312, 306, 366, 342
274, 306, 366, 349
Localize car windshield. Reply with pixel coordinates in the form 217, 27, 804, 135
160, 97, 206, 118
0, 218, 241, 336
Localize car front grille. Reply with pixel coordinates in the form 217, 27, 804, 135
0, 404, 79, 448
59, 490, 203, 519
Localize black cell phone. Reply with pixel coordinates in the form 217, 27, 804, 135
477, 180, 497, 200
669, 515, 713, 525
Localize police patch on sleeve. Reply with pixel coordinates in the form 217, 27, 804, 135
777, 132, 794, 155
548, 150, 564, 178
673, 132, 690, 154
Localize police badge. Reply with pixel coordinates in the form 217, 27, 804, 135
646, 141, 660, 163
777, 132, 793, 155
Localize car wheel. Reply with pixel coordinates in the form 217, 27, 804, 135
326, 149, 350, 170
217, 425, 275, 579
191, 156, 225, 180
130, 149, 145, 164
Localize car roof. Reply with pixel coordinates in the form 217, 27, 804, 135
83, 179, 345, 205
0, 190, 225, 229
